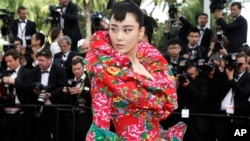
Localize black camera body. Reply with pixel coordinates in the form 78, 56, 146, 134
223, 53, 242, 70
44, 5, 62, 28
210, 0, 227, 13
0, 9, 14, 37
3, 44, 16, 52
213, 42, 223, 52
197, 59, 216, 73
91, 12, 104, 33
168, 4, 177, 24
65, 79, 77, 95
178, 72, 191, 83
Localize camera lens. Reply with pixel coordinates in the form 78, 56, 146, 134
38, 90, 46, 103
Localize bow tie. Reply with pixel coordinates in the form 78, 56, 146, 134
76, 79, 82, 83
200, 28, 204, 31
8, 70, 16, 75
41, 71, 49, 73
19, 20, 26, 23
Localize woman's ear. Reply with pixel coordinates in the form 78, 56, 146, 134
139, 26, 145, 41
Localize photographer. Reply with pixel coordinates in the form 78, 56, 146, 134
0, 49, 35, 141
176, 64, 212, 141
57, 0, 81, 52
212, 53, 250, 141
61, 57, 92, 141
33, 49, 67, 141
11, 6, 36, 47
207, 31, 228, 58
213, 2, 247, 53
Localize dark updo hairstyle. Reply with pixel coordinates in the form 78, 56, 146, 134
109, 1, 144, 28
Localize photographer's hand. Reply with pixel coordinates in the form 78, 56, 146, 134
226, 68, 234, 81
62, 86, 68, 93
214, 9, 223, 19
56, 11, 63, 16
70, 87, 82, 95
2, 76, 15, 84
45, 93, 51, 99
181, 79, 190, 87
219, 47, 228, 55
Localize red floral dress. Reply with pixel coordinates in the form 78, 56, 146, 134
85, 31, 178, 141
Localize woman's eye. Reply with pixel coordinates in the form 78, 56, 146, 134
124, 29, 132, 33
110, 28, 117, 32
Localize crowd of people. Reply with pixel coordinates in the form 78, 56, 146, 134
163, 1, 249, 141
0, 0, 249, 141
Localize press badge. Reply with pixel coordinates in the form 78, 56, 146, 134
181, 109, 189, 118
226, 105, 234, 114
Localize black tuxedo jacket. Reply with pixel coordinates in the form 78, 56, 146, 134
33, 64, 68, 104
200, 28, 213, 51
0, 67, 35, 112
11, 19, 37, 46
53, 51, 79, 79
177, 75, 210, 133
63, 71, 91, 107
180, 45, 208, 62
216, 71, 250, 117
14, 67, 36, 105
61, 1, 81, 51
216, 15, 248, 53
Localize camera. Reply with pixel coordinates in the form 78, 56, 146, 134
213, 42, 223, 53
178, 72, 191, 83
168, 4, 177, 24
64, 79, 77, 95
77, 86, 90, 107
33, 82, 49, 103
217, 30, 223, 41
91, 12, 104, 33
33, 82, 49, 117
196, 59, 216, 72
0, 9, 14, 37
3, 44, 16, 52
177, 60, 191, 83
223, 53, 242, 70
209, 0, 227, 13
44, 5, 62, 28
0, 72, 15, 105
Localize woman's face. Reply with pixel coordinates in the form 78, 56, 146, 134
109, 13, 144, 57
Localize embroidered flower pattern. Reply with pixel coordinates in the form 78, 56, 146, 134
85, 31, 178, 141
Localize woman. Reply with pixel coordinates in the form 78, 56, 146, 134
85, 1, 178, 140
49, 27, 63, 56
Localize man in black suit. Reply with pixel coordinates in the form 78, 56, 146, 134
33, 49, 68, 141
213, 53, 250, 141
181, 27, 208, 63
60, 57, 92, 141
0, 49, 35, 141
57, 0, 81, 52
11, 6, 36, 47
214, 2, 248, 53
197, 13, 214, 51
164, 38, 188, 76
54, 35, 79, 79
176, 64, 212, 141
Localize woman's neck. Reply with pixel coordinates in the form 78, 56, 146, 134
126, 53, 139, 65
